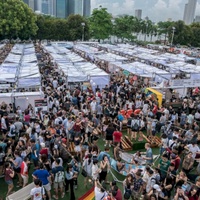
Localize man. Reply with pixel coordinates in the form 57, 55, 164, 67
146, 169, 156, 196
158, 154, 170, 180
1, 113, 8, 139
185, 141, 200, 159
20, 157, 30, 187
51, 158, 65, 199
14, 116, 23, 137
111, 181, 122, 200
30, 139, 40, 168
170, 153, 181, 171
143, 143, 153, 165
30, 178, 45, 200
32, 163, 52, 200
113, 128, 122, 144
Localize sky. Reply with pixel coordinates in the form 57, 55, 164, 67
91, 0, 200, 22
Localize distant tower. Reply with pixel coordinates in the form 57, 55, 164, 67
56, 0, 68, 18
183, 0, 197, 25
195, 15, 200, 22
83, 0, 91, 17
135, 9, 142, 20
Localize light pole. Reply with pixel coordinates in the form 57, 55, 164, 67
81, 22, 85, 42
171, 27, 176, 46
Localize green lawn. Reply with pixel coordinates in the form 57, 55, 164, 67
0, 132, 160, 200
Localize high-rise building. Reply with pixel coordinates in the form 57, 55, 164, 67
195, 15, 200, 22
41, 0, 53, 15
135, 9, 142, 20
23, 0, 35, 10
56, 0, 68, 18
183, 0, 197, 25
83, 0, 91, 17
74, 0, 83, 15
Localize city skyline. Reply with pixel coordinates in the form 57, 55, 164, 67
91, 0, 200, 22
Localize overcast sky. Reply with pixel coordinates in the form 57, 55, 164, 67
91, 0, 200, 22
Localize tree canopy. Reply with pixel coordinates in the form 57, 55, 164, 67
89, 7, 113, 40
0, 0, 38, 39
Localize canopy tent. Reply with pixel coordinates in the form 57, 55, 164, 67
146, 88, 163, 107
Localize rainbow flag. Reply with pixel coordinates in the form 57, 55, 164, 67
78, 187, 95, 200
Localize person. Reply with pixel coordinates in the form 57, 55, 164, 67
111, 181, 122, 200
92, 159, 101, 181
20, 157, 30, 187
9, 150, 23, 187
182, 152, 194, 174
143, 143, 153, 165
51, 158, 65, 199
158, 154, 170, 181
65, 164, 76, 200
32, 163, 52, 200
97, 147, 111, 162
30, 178, 45, 200
82, 153, 93, 186
4, 162, 15, 197
94, 179, 107, 200
174, 187, 189, 200
99, 155, 110, 183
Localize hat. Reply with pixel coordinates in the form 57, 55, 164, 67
153, 184, 161, 192
40, 143, 45, 148
171, 153, 176, 159
61, 138, 67, 143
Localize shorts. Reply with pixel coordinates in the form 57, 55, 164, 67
74, 145, 81, 152
21, 175, 28, 185
6, 180, 13, 185
54, 181, 64, 189
14, 167, 21, 173
106, 135, 113, 141
43, 183, 51, 191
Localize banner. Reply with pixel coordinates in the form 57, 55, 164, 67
171, 79, 200, 87
34, 99, 47, 112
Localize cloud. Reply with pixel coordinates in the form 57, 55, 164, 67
91, 0, 199, 22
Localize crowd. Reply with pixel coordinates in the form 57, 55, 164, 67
0, 43, 200, 200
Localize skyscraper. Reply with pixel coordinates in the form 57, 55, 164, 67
74, 0, 83, 15
56, 0, 68, 18
83, 0, 91, 17
41, 0, 53, 15
183, 0, 197, 25
135, 9, 142, 20
23, 0, 35, 11
195, 15, 200, 22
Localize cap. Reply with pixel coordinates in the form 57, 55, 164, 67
61, 138, 67, 143
40, 143, 45, 148
153, 184, 161, 192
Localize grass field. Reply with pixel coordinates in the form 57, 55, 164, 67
0, 133, 160, 200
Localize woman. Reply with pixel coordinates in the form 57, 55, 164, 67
105, 123, 115, 147
39, 154, 51, 172
175, 171, 188, 188
160, 134, 168, 156
113, 142, 121, 161
82, 154, 93, 186
182, 152, 194, 174
91, 126, 101, 145
99, 155, 110, 183
131, 115, 140, 140
163, 175, 175, 198
5, 162, 15, 196
92, 159, 100, 181
74, 134, 82, 160
186, 186, 199, 200
65, 164, 76, 199
123, 174, 134, 197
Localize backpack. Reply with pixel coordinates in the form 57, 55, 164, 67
54, 169, 65, 183
131, 119, 140, 130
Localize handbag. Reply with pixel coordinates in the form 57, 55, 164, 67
81, 169, 87, 177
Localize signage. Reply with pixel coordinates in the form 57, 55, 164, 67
0, 84, 10, 89
171, 79, 200, 87
123, 70, 130, 76
34, 99, 47, 112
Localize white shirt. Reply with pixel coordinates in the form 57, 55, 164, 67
94, 187, 107, 200
187, 144, 200, 158
30, 187, 45, 200
90, 101, 97, 112
146, 175, 156, 193
1, 117, 7, 130
92, 164, 99, 180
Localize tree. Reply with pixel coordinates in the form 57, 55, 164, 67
169, 20, 192, 45
157, 21, 174, 44
0, 0, 38, 39
190, 22, 200, 47
89, 7, 113, 41
67, 14, 89, 41
113, 15, 136, 42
